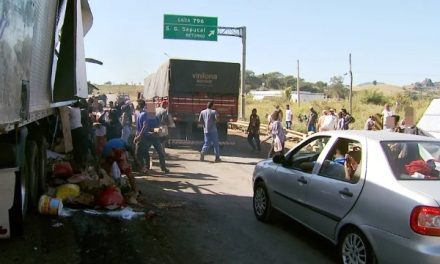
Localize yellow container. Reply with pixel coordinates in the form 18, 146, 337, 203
38, 195, 63, 215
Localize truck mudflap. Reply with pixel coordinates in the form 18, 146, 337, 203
168, 139, 235, 146
0, 168, 19, 239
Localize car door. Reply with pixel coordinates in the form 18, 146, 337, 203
270, 136, 331, 225
304, 137, 366, 240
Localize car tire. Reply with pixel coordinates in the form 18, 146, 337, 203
339, 228, 377, 264
253, 181, 273, 222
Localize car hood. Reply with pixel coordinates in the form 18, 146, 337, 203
399, 181, 440, 206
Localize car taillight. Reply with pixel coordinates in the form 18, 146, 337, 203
410, 206, 440, 236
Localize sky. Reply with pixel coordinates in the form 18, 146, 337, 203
84, 0, 440, 86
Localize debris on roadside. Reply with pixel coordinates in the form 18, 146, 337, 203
38, 151, 148, 219
58, 207, 145, 220
38, 195, 63, 215
96, 186, 124, 209
152, 201, 186, 209
145, 210, 156, 220
56, 184, 81, 202
51, 222, 63, 228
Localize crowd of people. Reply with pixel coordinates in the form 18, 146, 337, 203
67, 95, 172, 195
66, 94, 418, 196
245, 103, 416, 158
245, 104, 356, 158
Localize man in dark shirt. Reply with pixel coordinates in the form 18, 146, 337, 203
247, 108, 261, 151
307, 107, 318, 133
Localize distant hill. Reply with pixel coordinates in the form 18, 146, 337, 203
357, 81, 385, 86
353, 83, 403, 96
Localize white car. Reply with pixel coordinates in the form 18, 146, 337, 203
252, 130, 440, 264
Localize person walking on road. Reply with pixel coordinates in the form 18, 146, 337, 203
247, 108, 261, 152
285, 104, 293, 129
199, 101, 221, 162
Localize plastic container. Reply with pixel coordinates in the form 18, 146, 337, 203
38, 195, 63, 215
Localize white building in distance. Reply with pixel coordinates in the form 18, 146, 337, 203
249, 90, 326, 102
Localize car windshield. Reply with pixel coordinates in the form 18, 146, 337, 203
381, 141, 440, 180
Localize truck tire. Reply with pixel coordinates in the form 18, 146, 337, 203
38, 138, 48, 194
26, 140, 39, 211
0, 143, 16, 167
9, 170, 24, 237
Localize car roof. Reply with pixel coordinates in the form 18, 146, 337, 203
314, 130, 440, 142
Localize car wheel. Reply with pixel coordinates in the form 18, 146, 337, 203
253, 181, 273, 222
339, 228, 377, 264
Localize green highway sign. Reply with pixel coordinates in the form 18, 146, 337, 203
163, 14, 218, 41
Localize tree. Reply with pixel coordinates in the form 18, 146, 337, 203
315, 81, 328, 92
263, 72, 284, 90
245, 70, 261, 92
328, 76, 348, 99
284, 75, 297, 89
104, 81, 112, 85
372, 80, 377, 86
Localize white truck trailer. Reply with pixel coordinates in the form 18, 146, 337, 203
0, 0, 93, 238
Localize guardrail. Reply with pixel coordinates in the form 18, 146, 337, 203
229, 121, 307, 142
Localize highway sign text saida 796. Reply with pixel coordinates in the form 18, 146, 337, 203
163, 14, 218, 41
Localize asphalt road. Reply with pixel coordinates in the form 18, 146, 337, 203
0, 131, 338, 264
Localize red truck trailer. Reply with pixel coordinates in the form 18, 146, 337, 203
143, 59, 240, 145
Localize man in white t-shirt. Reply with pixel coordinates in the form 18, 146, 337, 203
285, 104, 293, 129
69, 101, 86, 171
382, 103, 394, 131
321, 109, 337, 131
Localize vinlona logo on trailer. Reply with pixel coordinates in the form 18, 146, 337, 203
192, 73, 218, 85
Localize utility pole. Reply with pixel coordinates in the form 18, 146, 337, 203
297, 60, 300, 106
217, 26, 246, 120
349, 53, 353, 114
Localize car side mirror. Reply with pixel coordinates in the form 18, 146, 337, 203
272, 153, 286, 164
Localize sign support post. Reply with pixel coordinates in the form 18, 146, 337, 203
218, 26, 246, 120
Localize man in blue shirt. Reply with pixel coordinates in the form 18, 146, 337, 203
199, 101, 221, 162
134, 100, 169, 174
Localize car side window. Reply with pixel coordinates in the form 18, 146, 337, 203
318, 138, 362, 183
285, 136, 331, 173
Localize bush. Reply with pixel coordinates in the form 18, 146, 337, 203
358, 89, 389, 105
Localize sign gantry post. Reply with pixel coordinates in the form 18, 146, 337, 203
217, 26, 246, 120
